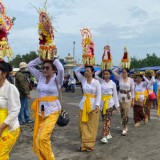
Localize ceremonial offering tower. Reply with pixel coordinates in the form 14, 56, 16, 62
121, 46, 131, 68
0, 0, 14, 60
101, 45, 113, 70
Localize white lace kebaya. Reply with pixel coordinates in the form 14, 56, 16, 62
95, 71, 119, 109
135, 78, 149, 102
27, 58, 64, 117
0, 80, 20, 131
143, 76, 155, 94
74, 66, 101, 110
112, 68, 135, 103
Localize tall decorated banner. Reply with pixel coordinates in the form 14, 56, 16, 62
0, 0, 13, 60
101, 45, 113, 70
81, 28, 95, 66
37, 1, 57, 60
121, 46, 130, 68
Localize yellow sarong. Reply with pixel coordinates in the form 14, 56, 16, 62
0, 128, 20, 160
35, 112, 59, 160
157, 89, 160, 116
0, 108, 8, 137
82, 94, 96, 122
79, 110, 99, 151
102, 95, 112, 115
0, 108, 20, 160
31, 96, 58, 153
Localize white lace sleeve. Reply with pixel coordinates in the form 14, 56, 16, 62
74, 65, 85, 83
27, 57, 43, 80
54, 59, 64, 86
4, 85, 21, 126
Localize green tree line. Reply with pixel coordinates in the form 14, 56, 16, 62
130, 53, 160, 69
9, 52, 159, 69
10, 51, 65, 68
10, 51, 38, 67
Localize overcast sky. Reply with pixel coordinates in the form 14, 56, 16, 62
4, 0, 160, 65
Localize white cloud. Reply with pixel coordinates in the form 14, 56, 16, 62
1, 0, 160, 66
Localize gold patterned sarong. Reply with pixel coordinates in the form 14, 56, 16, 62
79, 110, 99, 151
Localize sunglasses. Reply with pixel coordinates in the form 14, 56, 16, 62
122, 71, 127, 73
43, 66, 50, 70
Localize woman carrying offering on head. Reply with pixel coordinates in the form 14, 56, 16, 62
27, 51, 64, 160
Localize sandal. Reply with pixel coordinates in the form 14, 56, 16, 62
77, 147, 93, 152
86, 149, 93, 152
77, 147, 86, 152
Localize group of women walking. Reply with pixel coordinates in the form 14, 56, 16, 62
0, 56, 160, 160
74, 65, 160, 152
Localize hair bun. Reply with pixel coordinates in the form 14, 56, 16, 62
0, 61, 12, 72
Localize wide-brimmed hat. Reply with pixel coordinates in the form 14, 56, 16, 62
135, 73, 143, 78
145, 70, 154, 77
156, 70, 160, 76
19, 62, 27, 69
132, 72, 143, 78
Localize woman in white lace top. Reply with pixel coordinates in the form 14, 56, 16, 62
113, 68, 134, 136
28, 57, 64, 160
0, 61, 20, 159
95, 69, 119, 143
74, 65, 101, 152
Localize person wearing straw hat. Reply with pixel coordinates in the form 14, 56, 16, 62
15, 62, 32, 125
